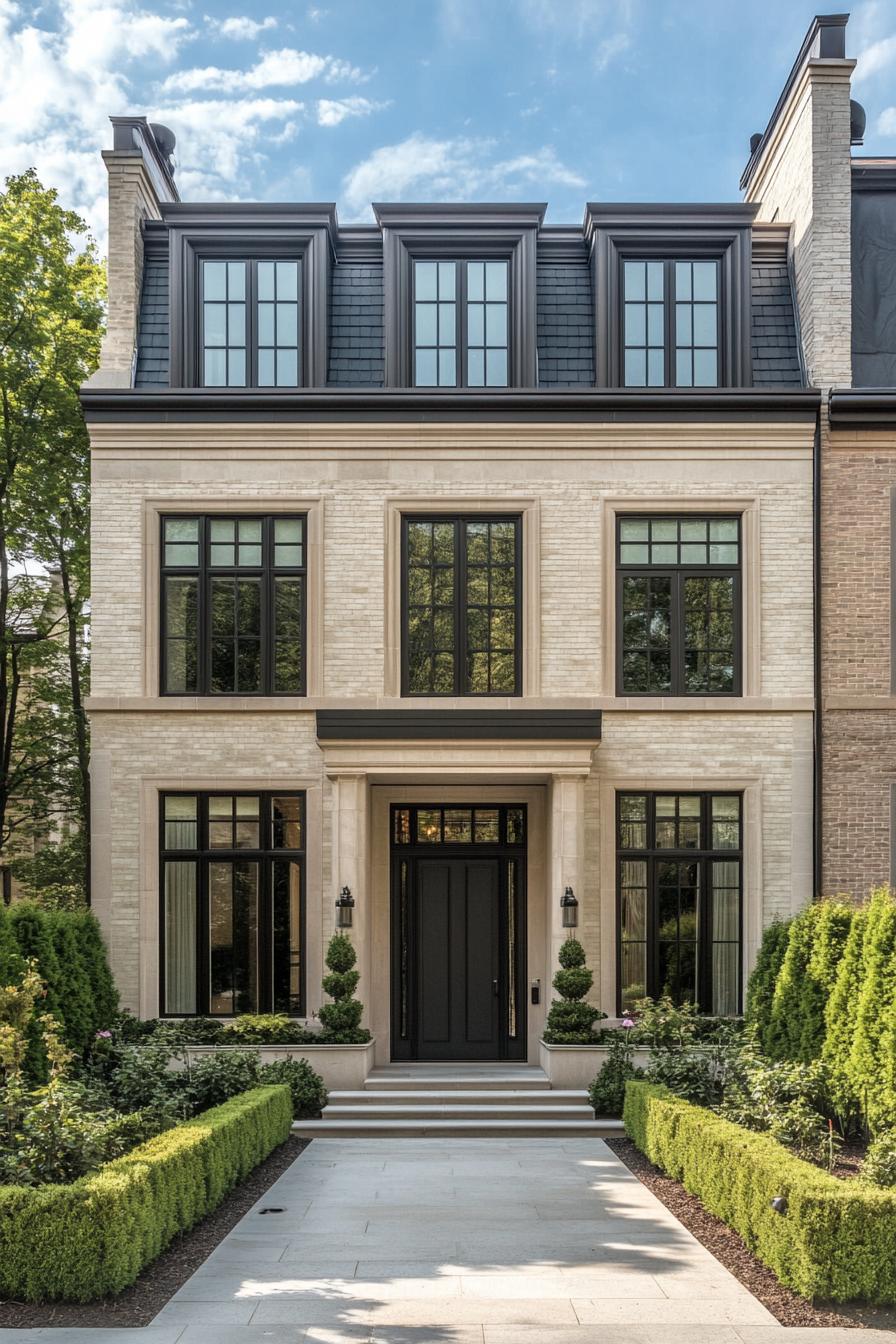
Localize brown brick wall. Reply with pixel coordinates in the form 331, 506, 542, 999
822, 431, 896, 896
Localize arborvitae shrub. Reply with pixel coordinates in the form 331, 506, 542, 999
823, 903, 869, 1112
848, 887, 896, 1131
766, 906, 824, 1061
318, 934, 370, 1042
45, 912, 96, 1054
745, 918, 791, 1053
0, 905, 25, 987
543, 937, 605, 1044
69, 912, 119, 1031
799, 899, 854, 1062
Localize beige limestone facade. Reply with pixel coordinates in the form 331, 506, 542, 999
87, 418, 815, 1057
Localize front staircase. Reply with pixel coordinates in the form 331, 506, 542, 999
292, 1062, 622, 1138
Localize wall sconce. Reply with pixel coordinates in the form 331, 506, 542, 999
335, 885, 355, 928
560, 886, 578, 929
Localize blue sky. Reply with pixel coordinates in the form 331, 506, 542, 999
4, 0, 896, 252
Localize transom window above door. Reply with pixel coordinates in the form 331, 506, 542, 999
622, 258, 720, 388
616, 514, 741, 697
161, 514, 306, 696
201, 258, 301, 388
402, 515, 522, 696
413, 260, 509, 387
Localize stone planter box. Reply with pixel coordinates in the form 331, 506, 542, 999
173, 1040, 376, 1091
539, 1039, 652, 1089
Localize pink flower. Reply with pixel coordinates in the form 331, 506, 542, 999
96, 1030, 112, 1039
621, 1018, 635, 1029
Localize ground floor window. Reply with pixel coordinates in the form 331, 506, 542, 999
160, 791, 305, 1016
617, 790, 742, 1015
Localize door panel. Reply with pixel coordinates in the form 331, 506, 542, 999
415, 857, 499, 1060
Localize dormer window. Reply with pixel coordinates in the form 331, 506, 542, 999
413, 259, 509, 388
622, 259, 720, 388
201, 259, 301, 388
586, 204, 756, 389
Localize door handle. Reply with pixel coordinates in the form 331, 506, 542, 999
493, 978, 499, 997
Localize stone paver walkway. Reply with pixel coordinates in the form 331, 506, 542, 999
3, 1137, 896, 1342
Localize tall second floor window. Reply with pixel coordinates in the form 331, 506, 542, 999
201, 259, 301, 388
617, 515, 741, 696
402, 515, 521, 695
162, 514, 306, 696
622, 259, 719, 388
413, 260, 509, 388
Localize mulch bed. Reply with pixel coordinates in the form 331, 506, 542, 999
607, 1136, 896, 1331
0, 1133, 309, 1328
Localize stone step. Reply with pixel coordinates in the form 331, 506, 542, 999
293, 1117, 623, 1139
331, 1088, 584, 1107
324, 1102, 596, 1121
364, 1067, 551, 1092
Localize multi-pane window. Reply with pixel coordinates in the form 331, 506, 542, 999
201, 259, 301, 388
617, 791, 742, 1015
413, 259, 509, 388
162, 515, 306, 696
402, 515, 521, 695
161, 792, 305, 1016
617, 515, 741, 696
622, 258, 720, 388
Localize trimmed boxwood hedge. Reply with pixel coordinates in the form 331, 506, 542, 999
0, 1084, 292, 1302
623, 1080, 896, 1303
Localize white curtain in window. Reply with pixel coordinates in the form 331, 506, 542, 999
165, 861, 197, 1013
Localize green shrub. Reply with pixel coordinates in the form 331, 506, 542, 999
0, 905, 25, 987
319, 934, 370, 1043
44, 912, 95, 1054
69, 912, 118, 1031
765, 906, 824, 1061
224, 1014, 316, 1045
588, 1031, 643, 1115
182, 1050, 259, 1113
0, 1085, 292, 1301
543, 937, 605, 1044
623, 1080, 896, 1303
258, 1058, 328, 1118
745, 918, 792, 1052
630, 995, 699, 1050
152, 1016, 225, 1046
848, 888, 896, 1131
799, 900, 854, 1062
822, 902, 869, 1112
862, 1131, 896, 1188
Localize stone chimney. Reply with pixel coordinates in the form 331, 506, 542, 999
87, 116, 179, 388
741, 14, 855, 390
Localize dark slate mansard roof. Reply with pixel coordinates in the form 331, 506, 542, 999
133, 219, 802, 390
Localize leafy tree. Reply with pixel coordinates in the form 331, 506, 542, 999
745, 918, 791, 1054
543, 937, 606, 1043
0, 170, 103, 897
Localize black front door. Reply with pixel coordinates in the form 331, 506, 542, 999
390, 804, 527, 1062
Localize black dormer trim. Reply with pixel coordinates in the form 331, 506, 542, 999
584, 203, 757, 390
315, 708, 602, 741
375, 203, 545, 389
164, 203, 337, 389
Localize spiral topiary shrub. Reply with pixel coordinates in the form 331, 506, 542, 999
318, 933, 371, 1043
542, 937, 606, 1044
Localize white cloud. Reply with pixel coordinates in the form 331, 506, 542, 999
855, 32, 896, 83
151, 97, 303, 184
595, 31, 629, 71
160, 46, 368, 94
877, 106, 896, 136
316, 96, 388, 127
0, 0, 195, 251
341, 132, 585, 217
210, 14, 277, 40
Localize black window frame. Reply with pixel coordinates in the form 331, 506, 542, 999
411, 258, 511, 389
616, 790, 744, 1015
159, 790, 306, 1018
160, 512, 308, 698
400, 513, 523, 698
619, 256, 722, 389
615, 513, 743, 698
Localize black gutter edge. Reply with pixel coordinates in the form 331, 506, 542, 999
828, 389, 896, 428
315, 709, 602, 742
740, 14, 849, 192
813, 413, 822, 899
80, 386, 822, 424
